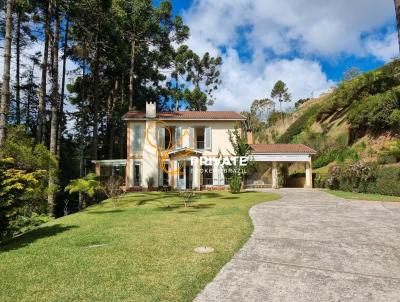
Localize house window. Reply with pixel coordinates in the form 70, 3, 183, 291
165, 128, 171, 150
201, 165, 213, 185
133, 162, 141, 187
196, 128, 205, 149
158, 127, 172, 150
132, 125, 143, 151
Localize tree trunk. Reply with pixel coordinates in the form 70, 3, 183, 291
119, 77, 126, 158
79, 64, 86, 210
129, 38, 136, 110
48, 1, 60, 217
91, 43, 100, 160
0, 0, 14, 147
15, 11, 21, 124
36, 2, 50, 144
57, 16, 69, 158
26, 62, 35, 130
107, 80, 118, 159
395, 0, 400, 54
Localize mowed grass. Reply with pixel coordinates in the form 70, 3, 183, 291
325, 190, 400, 202
0, 191, 279, 302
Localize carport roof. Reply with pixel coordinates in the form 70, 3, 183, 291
250, 144, 317, 154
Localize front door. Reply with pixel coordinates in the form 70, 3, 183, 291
177, 161, 193, 190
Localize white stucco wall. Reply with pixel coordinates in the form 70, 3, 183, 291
126, 120, 238, 189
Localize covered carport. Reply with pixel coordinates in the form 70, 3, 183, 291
248, 144, 317, 189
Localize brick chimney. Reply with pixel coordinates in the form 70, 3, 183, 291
146, 101, 156, 118
246, 129, 253, 145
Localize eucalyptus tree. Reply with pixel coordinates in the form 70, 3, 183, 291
0, 0, 14, 146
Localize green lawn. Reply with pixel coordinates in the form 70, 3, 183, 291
325, 190, 400, 202
0, 191, 279, 302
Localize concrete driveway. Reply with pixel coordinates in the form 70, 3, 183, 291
195, 189, 400, 302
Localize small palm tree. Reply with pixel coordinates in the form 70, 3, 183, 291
65, 173, 101, 209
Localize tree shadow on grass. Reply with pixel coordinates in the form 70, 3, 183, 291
0, 224, 78, 253
155, 202, 216, 213
87, 209, 125, 214
220, 196, 240, 200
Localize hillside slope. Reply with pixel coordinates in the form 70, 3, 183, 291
264, 60, 400, 171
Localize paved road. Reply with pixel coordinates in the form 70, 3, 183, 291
195, 189, 400, 302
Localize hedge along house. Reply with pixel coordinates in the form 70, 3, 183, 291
93, 101, 317, 191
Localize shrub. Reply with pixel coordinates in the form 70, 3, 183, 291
336, 148, 359, 163
0, 158, 47, 239
347, 88, 400, 131
229, 176, 242, 193
314, 173, 327, 188
371, 167, 400, 196
8, 213, 51, 237
326, 162, 376, 192
390, 109, 400, 128
146, 177, 155, 191
102, 176, 124, 207
179, 191, 196, 207
377, 153, 397, 165
325, 162, 400, 197
312, 145, 357, 169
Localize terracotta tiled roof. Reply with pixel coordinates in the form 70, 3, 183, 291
122, 111, 246, 121
250, 144, 317, 154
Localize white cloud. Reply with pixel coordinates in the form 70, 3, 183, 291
366, 31, 399, 62
184, 0, 395, 58
182, 0, 396, 111
209, 48, 333, 111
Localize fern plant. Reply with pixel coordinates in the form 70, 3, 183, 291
65, 173, 101, 200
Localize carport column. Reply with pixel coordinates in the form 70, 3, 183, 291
272, 161, 279, 189
305, 159, 313, 188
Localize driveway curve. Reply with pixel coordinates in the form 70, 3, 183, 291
195, 189, 400, 302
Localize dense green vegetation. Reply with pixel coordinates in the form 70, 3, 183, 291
316, 163, 400, 197
277, 105, 319, 143
0, 127, 55, 239
0, 191, 279, 302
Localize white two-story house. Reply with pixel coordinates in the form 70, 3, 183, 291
122, 101, 246, 191
93, 101, 316, 191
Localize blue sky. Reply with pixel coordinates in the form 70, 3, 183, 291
163, 0, 398, 110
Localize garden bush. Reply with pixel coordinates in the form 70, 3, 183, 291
323, 162, 400, 197
229, 176, 242, 193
